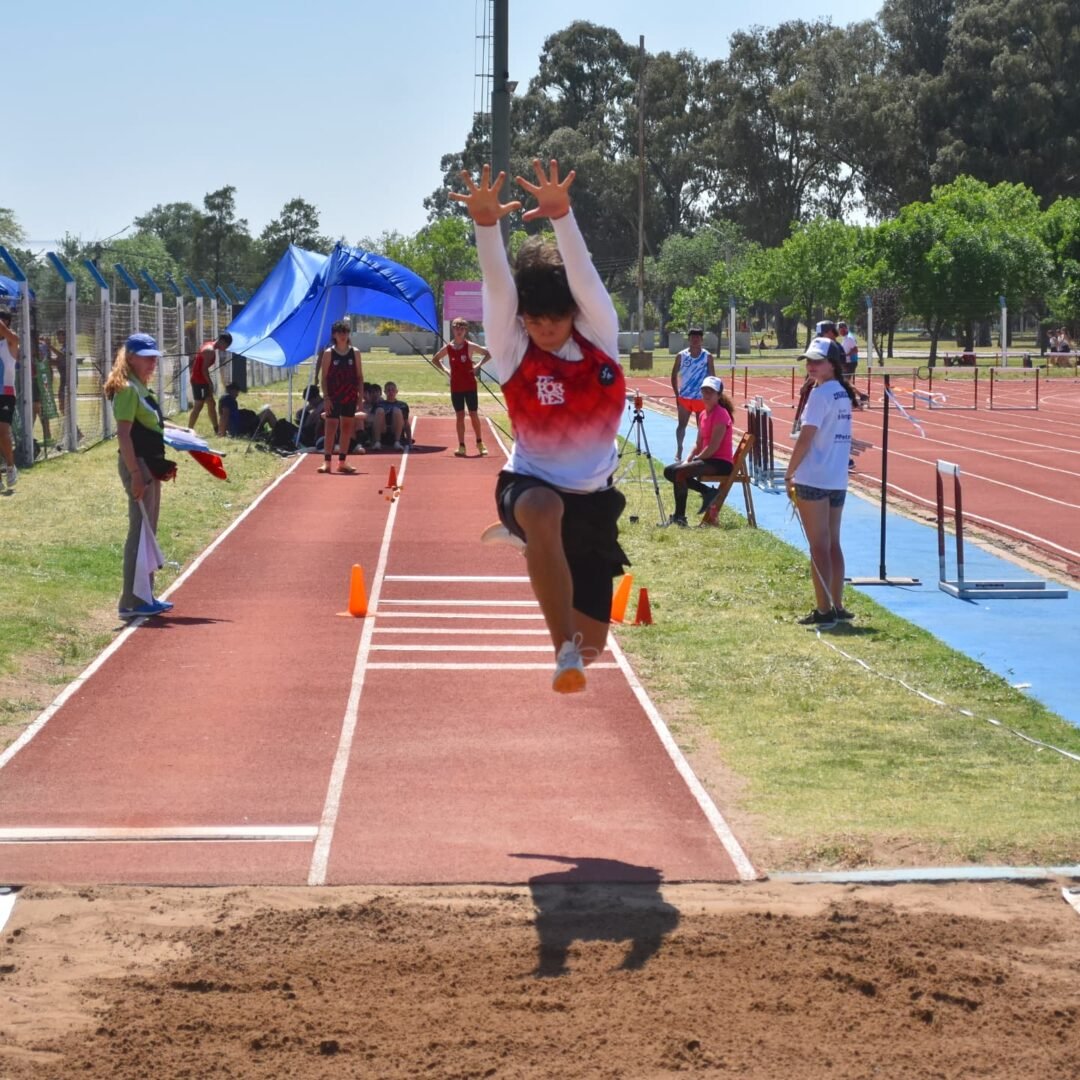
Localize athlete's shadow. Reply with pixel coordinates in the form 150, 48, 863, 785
511, 854, 679, 978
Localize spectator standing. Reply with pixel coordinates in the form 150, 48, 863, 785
318, 320, 364, 473
432, 317, 491, 457
0, 310, 19, 490
103, 333, 177, 618
670, 327, 716, 461
784, 338, 859, 628
662, 375, 734, 526
451, 158, 627, 694
189, 332, 230, 433
837, 320, 859, 375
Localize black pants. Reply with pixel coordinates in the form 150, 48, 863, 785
663, 458, 732, 517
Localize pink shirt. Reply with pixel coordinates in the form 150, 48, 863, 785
698, 405, 733, 463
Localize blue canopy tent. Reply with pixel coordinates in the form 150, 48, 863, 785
0, 274, 34, 301
224, 242, 437, 367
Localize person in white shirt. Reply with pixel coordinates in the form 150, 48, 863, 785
837, 320, 859, 374
784, 337, 860, 628
451, 159, 626, 694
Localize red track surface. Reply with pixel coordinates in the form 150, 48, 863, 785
633, 367, 1080, 577
0, 418, 752, 886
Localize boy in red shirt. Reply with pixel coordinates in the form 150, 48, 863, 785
431, 318, 490, 457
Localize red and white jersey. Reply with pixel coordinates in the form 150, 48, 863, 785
446, 341, 478, 392
476, 211, 623, 492
502, 330, 625, 490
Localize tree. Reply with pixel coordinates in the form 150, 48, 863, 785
191, 186, 253, 289
746, 218, 855, 347
133, 202, 199, 268
0, 207, 25, 247
876, 177, 1050, 362
256, 197, 332, 281
1040, 197, 1080, 334
932, 0, 1080, 202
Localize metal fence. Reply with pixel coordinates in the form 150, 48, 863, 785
5, 269, 278, 468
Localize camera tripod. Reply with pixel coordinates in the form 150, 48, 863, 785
615, 392, 668, 526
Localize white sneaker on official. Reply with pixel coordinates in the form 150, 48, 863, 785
5, 465, 16, 488
552, 635, 587, 694
480, 522, 526, 552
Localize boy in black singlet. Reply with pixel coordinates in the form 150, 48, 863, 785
317, 320, 364, 473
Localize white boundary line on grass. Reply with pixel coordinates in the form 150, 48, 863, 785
606, 633, 758, 882
0, 453, 306, 773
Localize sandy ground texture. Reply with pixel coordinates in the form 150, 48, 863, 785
1, 880, 1078, 1079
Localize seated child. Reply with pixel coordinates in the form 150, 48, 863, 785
373, 381, 410, 449
218, 383, 277, 438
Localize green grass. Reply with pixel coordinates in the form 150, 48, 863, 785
2, 373, 1076, 871
613, 456, 1080, 867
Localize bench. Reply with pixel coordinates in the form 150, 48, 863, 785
699, 432, 757, 528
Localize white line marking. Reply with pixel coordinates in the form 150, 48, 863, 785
0, 889, 17, 935
0, 454, 306, 773
378, 599, 539, 606
308, 421, 417, 885
365, 662, 620, 671
0, 826, 317, 843
385, 575, 531, 583
371, 644, 561, 653
375, 612, 546, 620
606, 633, 758, 881
373, 628, 550, 635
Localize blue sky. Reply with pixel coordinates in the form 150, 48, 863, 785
6, 0, 881, 257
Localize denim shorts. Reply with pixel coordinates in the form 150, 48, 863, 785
794, 483, 846, 507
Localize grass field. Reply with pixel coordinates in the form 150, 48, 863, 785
2, 359, 1077, 870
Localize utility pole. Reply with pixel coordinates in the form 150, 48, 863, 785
636, 35, 646, 358
492, 0, 511, 244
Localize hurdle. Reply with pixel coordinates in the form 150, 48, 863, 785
988, 367, 1039, 411
744, 396, 786, 489
935, 461, 1067, 600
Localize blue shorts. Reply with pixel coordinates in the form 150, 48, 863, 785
794, 484, 846, 507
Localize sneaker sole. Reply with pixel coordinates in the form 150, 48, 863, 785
552, 668, 587, 693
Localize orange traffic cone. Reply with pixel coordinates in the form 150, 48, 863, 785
633, 587, 653, 626
610, 573, 634, 623
347, 563, 368, 617
386, 465, 398, 489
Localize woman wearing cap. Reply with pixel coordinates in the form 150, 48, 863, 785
103, 333, 177, 618
783, 339, 859, 627
662, 374, 735, 526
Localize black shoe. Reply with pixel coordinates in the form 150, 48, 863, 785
798, 608, 837, 628
669, 515, 688, 528
834, 606, 854, 621
699, 488, 720, 515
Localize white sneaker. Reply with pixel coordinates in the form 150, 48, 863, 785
553, 635, 587, 694
480, 522, 526, 552
392, 441, 404, 451
5, 465, 16, 488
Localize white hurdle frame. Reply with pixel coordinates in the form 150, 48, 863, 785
935, 460, 1067, 600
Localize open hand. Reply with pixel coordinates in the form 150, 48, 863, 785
449, 165, 521, 227
516, 158, 575, 222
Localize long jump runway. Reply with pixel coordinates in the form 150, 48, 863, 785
0, 418, 753, 887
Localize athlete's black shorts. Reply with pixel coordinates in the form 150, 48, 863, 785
191, 383, 212, 402
327, 400, 357, 419
451, 389, 479, 413
495, 470, 628, 623
0, 394, 14, 424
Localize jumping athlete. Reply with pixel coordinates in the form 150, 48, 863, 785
318, 320, 364, 473
431, 317, 491, 457
451, 159, 627, 694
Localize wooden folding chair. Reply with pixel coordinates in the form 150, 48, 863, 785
699, 432, 756, 528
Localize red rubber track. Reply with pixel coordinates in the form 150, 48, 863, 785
633, 370, 1080, 577
0, 418, 751, 886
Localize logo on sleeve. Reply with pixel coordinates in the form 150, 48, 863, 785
598, 363, 617, 386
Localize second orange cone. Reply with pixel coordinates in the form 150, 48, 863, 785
633, 587, 653, 626
347, 563, 368, 617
